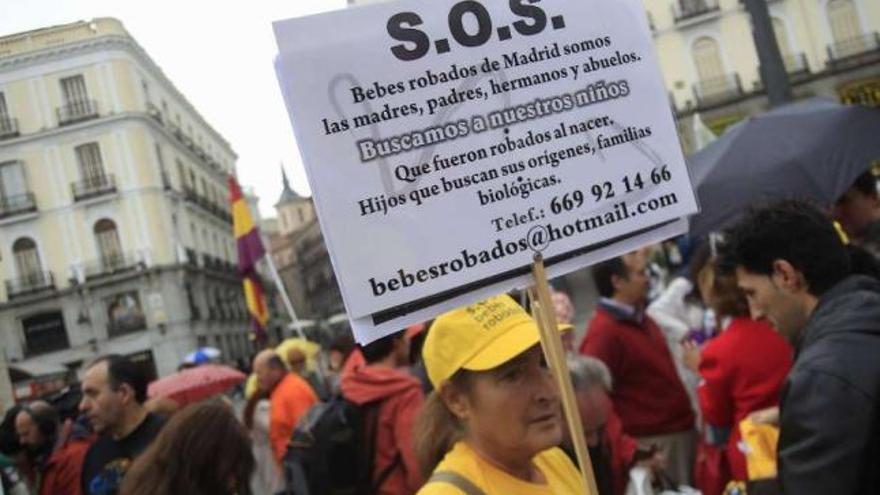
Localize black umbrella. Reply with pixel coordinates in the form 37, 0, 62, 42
688, 98, 880, 238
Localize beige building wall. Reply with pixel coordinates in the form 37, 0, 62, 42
0, 18, 254, 396
644, 0, 880, 118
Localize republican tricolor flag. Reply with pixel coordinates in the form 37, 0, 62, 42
229, 176, 269, 342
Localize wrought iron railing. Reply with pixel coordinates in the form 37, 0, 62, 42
72, 174, 116, 202
827, 32, 880, 63
83, 253, 141, 280
5, 271, 55, 299
672, 0, 720, 23
57, 99, 99, 126
0, 116, 19, 140
693, 73, 744, 108
0, 192, 37, 219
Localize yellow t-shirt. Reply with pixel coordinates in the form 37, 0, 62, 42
416, 442, 588, 495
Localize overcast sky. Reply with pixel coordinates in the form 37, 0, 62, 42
0, 0, 348, 218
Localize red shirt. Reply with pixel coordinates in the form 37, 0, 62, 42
580, 305, 695, 437
698, 317, 792, 481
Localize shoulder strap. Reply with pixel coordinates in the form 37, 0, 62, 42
371, 451, 401, 491
427, 471, 487, 495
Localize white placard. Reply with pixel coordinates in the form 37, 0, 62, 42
274, 0, 698, 343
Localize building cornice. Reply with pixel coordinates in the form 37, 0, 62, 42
0, 34, 236, 158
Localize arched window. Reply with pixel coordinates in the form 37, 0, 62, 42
827, 0, 864, 56
13, 237, 41, 280
94, 219, 123, 268
692, 37, 724, 82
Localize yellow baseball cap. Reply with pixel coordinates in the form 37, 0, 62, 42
423, 294, 546, 388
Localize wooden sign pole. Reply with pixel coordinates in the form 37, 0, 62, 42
530, 253, 600, 495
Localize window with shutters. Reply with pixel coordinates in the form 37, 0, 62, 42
827, 0, 870, 59
13, 238, 42, 281
0, 92, 18, 138
61, 75, 88, 104
94, 219, 123, 269
75, 143, 106, 183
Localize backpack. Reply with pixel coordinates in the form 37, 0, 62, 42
283, 394, 400, 495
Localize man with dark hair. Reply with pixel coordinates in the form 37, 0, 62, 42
253, 349, 318, 465
725, 200, 880, 494
16, 401, 92, 495
340, 330, 424, 494
580, 251, 695, 485
79, 355, 163, 495
833, 171, 880, 251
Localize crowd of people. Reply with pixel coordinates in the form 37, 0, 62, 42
1, 184, 880, 495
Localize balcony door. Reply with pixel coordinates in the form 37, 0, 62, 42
60, 75, 88, 106
75, 143, 106, 186
828, 0, 864, 56
0, 161, 26, 203
13, 237, 42, 283
95, 219, 123, 269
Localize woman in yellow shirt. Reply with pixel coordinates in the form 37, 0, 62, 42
414, 295, 588, 495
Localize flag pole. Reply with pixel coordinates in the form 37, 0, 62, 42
263, 253, 306, 340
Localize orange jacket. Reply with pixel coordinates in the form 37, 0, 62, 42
269, 373, 318, 464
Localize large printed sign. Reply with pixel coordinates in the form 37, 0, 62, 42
274, 0, 699, 343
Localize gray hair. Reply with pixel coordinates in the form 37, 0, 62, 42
567, 355, 613, 392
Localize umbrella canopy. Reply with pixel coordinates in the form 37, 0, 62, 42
148, 364, 245, 406
183, 347, 221, 365
688, 98, 880, 238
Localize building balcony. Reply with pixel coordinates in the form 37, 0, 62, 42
783, 53, 810, 77
672, 0, 720, 24
0, 192, 37, 220
202, 253, 214, 270
693, 74, 744, 108
57, 99, 99, 126
72, 174, 117, 202
0, 116, 19, 140
146, 102, 163, 124
827, 32, 880, 68
185, 248, 198, 266
83, 253, 142, 280
182, 187, 233, 224
5, 271, 55, 300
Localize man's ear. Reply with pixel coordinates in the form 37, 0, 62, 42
610, 273, 624, 293
117, 382, 136, 406
771, 259, 806, 292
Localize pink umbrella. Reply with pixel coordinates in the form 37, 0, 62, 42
148, 364, 245, 406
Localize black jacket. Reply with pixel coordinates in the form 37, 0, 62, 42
779, 275, 880, 495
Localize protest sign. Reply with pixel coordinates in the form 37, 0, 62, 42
274, 0, 699, 343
